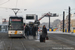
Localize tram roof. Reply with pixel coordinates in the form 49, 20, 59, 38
9, 16, 23, 18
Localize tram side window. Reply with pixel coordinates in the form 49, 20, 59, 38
26, 16, 34, 19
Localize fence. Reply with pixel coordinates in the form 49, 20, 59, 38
47, 29, 75, 33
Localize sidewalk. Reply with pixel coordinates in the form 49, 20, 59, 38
36, 31, 73, 40
47, 31, 75, 36
24, 32, 74, 50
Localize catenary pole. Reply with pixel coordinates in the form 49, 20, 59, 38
49, 16, 50, 29
68, 6, 71, 32
63, 11, 65, 32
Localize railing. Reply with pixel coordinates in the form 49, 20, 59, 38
47, 29, 75, 33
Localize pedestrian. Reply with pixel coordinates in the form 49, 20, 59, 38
25, 25, 29, 39
36, 26, 38, 35
42, 25, 47, 39
29, 26, 33, 35
24, 23, 26, 38
32, 25, 36, 39
24, 23, 25, 29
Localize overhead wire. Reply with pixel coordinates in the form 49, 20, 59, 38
0, 0, 10, 6
16, 0, 18, 8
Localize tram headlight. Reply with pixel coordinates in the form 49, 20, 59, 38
9, 31, 12, 33
19, 31, 22, 33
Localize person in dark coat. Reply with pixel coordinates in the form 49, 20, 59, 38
35, 26, 38, 35
32, 25, 36, 39
29, 26, 33, 35
42, 25, 47, 38
25, 25, 30, 39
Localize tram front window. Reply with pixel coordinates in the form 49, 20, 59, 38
9, 21, 23, 30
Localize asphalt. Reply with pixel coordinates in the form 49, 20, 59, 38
0, 32, 75, 50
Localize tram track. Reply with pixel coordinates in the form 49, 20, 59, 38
8, 37, 27, 50
3, 37, 13, 50
0, 33, 41, 50
1, 33, 75, 50
0, 33, 9, 50
21, 41, 27, 50
17, 37, 27, 50
0, 35, 26, 50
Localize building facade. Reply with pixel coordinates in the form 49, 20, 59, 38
65, 13, 75, 30
0, 19, 8, 32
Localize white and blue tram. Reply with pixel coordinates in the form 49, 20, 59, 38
8, 16, 24, 37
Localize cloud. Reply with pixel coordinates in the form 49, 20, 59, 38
27, 0, 53, 9
0, 0, 17, 8
0, 0, 10, 6
0, 0, 75, 23
0, 0, 8, 3
0, 0, 53, 9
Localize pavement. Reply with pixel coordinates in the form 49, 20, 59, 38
0, 31, 75, 50
47, 31, 75, 36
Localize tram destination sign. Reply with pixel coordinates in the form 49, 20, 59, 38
10, 19, 21, 21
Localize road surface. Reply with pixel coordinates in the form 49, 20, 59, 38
0, 32, 75, 50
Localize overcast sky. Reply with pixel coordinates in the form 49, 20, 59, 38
0, 0, 75, 23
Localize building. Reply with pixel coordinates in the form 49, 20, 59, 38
2, 19, 8, 24
58, 20, 67, 30
52, 19, 61, 29
65, 13, 75, 30
0, 19, 8, 32
0, 24, 8, 32
59, 20, 63, 29
71, 14, 75, 29
42, 22, 53, 29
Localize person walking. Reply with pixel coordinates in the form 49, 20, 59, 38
32, 25, 36, 39
25, 25, 29, 39
29, 26, 33, 35
24, 23, 27, 38
36, 26, 38, 36
42, 25, 47, 39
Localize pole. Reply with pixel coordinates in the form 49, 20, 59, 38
68, 6, 71, 32
49, 16, 50, 29
63, 11, 65, 32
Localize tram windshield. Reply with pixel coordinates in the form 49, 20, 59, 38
8, 17, 23, 30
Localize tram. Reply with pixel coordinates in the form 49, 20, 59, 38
8, 16, 24, 37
